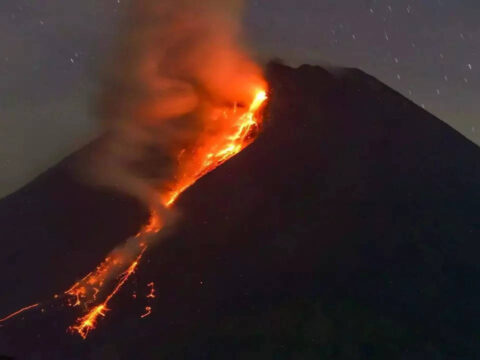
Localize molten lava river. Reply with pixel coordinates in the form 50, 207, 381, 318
0, 89, 267, 339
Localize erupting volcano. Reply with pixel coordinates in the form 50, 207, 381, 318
0, 0, 267, 340
0, 84, 267, 341
3, 0, 480, 358
2, 62, 480, 360
65, 89, 267, 339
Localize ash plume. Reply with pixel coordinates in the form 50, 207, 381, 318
69, 0, 266, 308
87, 0, 265, 209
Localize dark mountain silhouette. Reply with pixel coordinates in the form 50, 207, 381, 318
1, 62, 479, 359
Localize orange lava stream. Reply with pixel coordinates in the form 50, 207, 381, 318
146, 282, 156, 299
68, 90, 267, 338
2, 89, 267, 339
0, 303, 40, 323
68, 246, 147, 339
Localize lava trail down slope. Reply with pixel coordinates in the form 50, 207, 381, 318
1, 62, 479, 359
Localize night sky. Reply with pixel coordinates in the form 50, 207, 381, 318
1, 0, 478, 198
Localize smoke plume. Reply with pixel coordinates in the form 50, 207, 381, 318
89, 0, 265, 209
1, 0, 266, 336
67, 0, 266, 311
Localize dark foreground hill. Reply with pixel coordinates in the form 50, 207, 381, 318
1, 63, 479, 359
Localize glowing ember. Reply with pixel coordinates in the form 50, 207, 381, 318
146, 282, 156, 299
163, 90, 268, 207
69, 304, 107, 340
140, 306, 152, 319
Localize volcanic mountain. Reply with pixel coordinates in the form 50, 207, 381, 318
1, 63, 479, 359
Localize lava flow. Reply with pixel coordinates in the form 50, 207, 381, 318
162, 90, 268, 207
0, 89, 267, 339
0, 88, 266, 337
65, 89, 267, 338
68, 246, 147, 339
0, 303, 40, 324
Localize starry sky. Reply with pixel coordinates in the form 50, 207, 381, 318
0, 0, 478, 198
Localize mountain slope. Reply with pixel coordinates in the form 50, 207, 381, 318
1, 62, 479, 359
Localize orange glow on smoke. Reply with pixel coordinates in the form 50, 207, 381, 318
163, 89, 268, 207
1, 89, 266, 335
65, 89, 267, 338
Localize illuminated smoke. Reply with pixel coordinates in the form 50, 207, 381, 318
60, 0, 267, 337
0, 0, 267, 335
88, 0, 265, 208
77, 0, 265, 296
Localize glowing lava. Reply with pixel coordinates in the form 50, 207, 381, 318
140, 306, 152, 319
69, 247, 147, 339
1, 89, 266, 337
65, 89, 267, 338
162, 90, 268, 207
0, 89, 266, 338
0, 303, 40, 323
0, 89, 267, 337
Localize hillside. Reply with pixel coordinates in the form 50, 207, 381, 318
1, 62, 479, 359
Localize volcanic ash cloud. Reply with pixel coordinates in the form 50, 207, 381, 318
89, 0, 266, 209
67, 0, 266, 324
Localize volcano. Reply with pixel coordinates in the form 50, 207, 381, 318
1, 63, 479, 359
